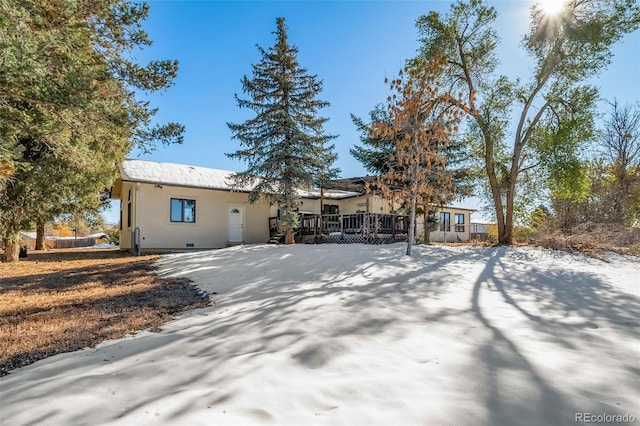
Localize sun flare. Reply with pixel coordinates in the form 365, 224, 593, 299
538, 0, 564, 16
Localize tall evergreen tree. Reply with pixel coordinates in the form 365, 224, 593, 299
0, 0, 184, 261
351, 105, 396, 175
227, 17, 339, 244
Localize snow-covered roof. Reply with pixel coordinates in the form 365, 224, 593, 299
120, 159, 250, 192
119, 159, 360, 199
296, 188, 361, 200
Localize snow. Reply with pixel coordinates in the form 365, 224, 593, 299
296, 188, 361, 199
18, 231, 37, 239
1, 244, 639, 425
18, 232, 108, 241
86, 242, 118, 249
120, 159, 361, 199
120, 159, 249, 192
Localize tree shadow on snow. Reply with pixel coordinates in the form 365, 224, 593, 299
3, 244, 638, 425
469, 247, 639, 426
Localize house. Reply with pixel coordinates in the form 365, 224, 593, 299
320, 176, 475, 244
110, 159, 474, 252
470, 220, 496, 242
111, 160, 272, 252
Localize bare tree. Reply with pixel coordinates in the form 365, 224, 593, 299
602, 100, 640, 222
372, 58, 469, 256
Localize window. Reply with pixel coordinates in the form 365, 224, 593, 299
440, 212, 451, 232
323, 204, 339, 215
455, 213, 465, 232
127, 189, 132, 228
170, 198, 196, 223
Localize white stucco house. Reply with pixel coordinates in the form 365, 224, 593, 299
110, 159, 475, 252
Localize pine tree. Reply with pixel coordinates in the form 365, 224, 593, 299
227, 17, 339, 244
0, 0, 184, 261
351, 106, 473, 203
352, 70, 472, 248
372, 59, 469, 255
350, 106, 396, 175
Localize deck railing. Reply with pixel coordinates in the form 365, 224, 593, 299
269, 212, 409, 244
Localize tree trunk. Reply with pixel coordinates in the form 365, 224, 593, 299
502, 209, 513, 244
35, 222, 45, 250
487, 168, 509, 244
3, 234, 20, 263
406, 192, 417, 256
614, 166, 630, 223
284, 198, 295, 245
483, 129, 510, 244
284, 228, 294, 245
423, 203, 431, 244
502, 179, 515, 245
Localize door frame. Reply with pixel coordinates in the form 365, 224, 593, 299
227, 204, 244, 243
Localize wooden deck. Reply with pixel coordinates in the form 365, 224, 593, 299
269, 213, 409, 244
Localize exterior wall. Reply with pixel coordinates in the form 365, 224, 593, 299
116, 180, 474, 249
340, 196, 368, 214
332, 194, 394, 215
298, 197, 323, 215
298, 193, 396, 216
366, 194, 396, 214
416, 207, 473, 243
298, 197, 361, 215
119, 182, 136, 250
119, 183, 271, 251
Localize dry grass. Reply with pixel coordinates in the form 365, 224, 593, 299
532, 223, 640, 258
0, 248, 209, 376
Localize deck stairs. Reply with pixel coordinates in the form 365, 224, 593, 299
267, 232, 285, 244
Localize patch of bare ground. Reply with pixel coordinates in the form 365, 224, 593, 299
0, 248, 209, 376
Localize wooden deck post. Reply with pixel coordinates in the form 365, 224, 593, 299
392, 215, 396, 238
313, 215, 317, 240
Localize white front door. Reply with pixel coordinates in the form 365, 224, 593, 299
228, 206, 244, 242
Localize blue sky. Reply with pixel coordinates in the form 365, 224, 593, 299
104, 0, 640, 223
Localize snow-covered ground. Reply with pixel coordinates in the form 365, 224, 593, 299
1, 244, 638, 426
82, 242, 119, 249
